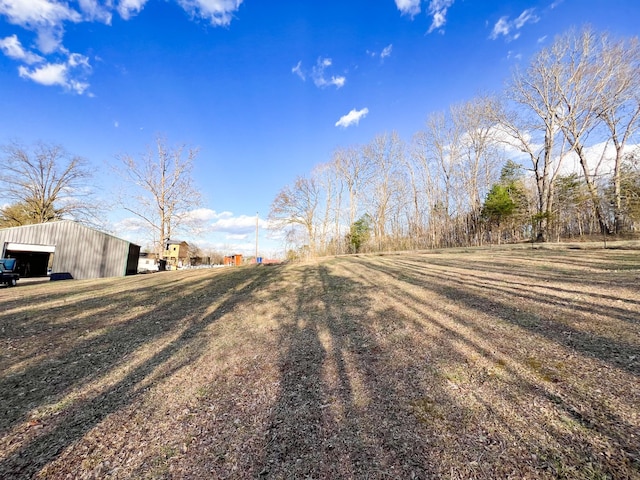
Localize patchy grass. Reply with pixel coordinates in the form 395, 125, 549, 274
1, 247, 639, 479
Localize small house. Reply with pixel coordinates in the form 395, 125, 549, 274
163, 240, 189, 270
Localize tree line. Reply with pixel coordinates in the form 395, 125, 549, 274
268, 28, 640, 258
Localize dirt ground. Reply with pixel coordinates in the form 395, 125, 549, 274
1, 246, 639, 479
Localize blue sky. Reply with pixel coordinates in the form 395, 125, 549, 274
1, 0, 639, 256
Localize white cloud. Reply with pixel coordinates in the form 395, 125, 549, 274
18, 50, 91, 94
514, 8, 537, 28
117, 0, 149, 20
381, 44, 393, 59
210, 214, 266, 235
114, 216, 147, 232
0, 0, 81, 28
335, 107, 369, 128
0, 34, 44, 64
368, 44, 393, 62
226, 233, 248, 240
0, 0, 242, 93
490, 8, 539, 40
67, 52, 90, 68
427, 0, 454, 33
187, 208, 233, 222
490, 16, 510, 39
330, 75, 346, 88
19, 62, 67, 86
78, 0, 112, 23
395, 0, 421, 17
395, 0, 455, 32
114, 120, 119, 128
311, 57, 346, 89
68, 78, 89, 94
538, 35, 548, 43
36, 26, 66, 53
0, 0, 83, 53
506, 50, 522, 61
292, 60, 305, 80
177, 0, 243, 26
558, 141, 639, 177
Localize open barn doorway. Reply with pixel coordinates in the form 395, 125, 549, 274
1, 243, 55, 277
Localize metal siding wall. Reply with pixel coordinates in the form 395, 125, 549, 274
0, 221, 136, 280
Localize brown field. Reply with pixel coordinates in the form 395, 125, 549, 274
1, 246, 639, 479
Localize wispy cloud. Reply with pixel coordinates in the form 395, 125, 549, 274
335, 108, 369, 128
312, 57, 346, 89
395, 0, 421, 17
490, 8, 539, 40
491, 17, 510, 39
294, 57, 346, 89
291, 60, 305, 80
427, 0, 455, 33
114, 217, 147, 232
395, 1, 456, 34
78, 0, 113, 23
506, 50, 522, 61
177, 0, 243, 26
117, 0, 149, 20
367, 44, 393, 62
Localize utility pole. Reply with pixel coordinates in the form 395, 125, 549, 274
255, 212, 259, 262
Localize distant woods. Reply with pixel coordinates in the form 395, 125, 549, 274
269, 27, 640, 258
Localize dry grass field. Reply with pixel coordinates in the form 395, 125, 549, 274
1, 246, 639, 479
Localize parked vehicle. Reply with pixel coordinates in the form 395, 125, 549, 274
0, 258, 19, 287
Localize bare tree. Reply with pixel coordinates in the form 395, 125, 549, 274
495, 42, 572, 242
361, 132, 404, 250
0, 141, 96, 226
313, 162, 338, 255
415, 110, 464, 247
115, 136, 203, 255
268, 175, 320, 258
593, 33, 640, 233
402, 139, 427, 248
548, 28, 616, 235
333, 146, 372, 230
522, 28, 640, 236
452, 96, 504, 245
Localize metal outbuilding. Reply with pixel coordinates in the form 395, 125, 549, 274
0, 220, 140, 280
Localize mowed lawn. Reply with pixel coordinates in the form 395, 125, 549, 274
1, 247, 639, 479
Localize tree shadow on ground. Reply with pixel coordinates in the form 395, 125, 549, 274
366, 256, 640, 376
359, 256, 639, 475
0, 273, 217, 435
0, 267, 278, 479
256, 261, 511, 478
